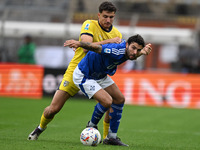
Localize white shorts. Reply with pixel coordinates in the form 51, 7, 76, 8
73, 66, 114, 99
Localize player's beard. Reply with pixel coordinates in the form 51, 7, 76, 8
126, 49, 137, 60
129, 55, 137, 60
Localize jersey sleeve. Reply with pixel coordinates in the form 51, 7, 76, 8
101, 41, 126, 59
101, 43, 119, 58
80, 20, 96, 37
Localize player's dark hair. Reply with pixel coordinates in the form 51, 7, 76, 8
99, 1, 117, 13
127, 34, 145, 48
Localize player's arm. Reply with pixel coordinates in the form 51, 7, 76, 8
136, 43, 152, 58
64, 40, 102, 54
93, 37, 122, 45
80, 34, 93, 53
80, 34, 121, 53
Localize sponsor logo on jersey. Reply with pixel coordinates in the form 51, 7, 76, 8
104, 48, 111, 53
112, 48, 125, 55
84, 23, 90, 30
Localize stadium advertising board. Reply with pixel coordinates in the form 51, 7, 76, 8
42, 68, 84, 97
42, 68, 64, 96
112, 70, 200, 109
0, 63, 43, 98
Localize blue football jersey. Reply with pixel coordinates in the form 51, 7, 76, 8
78, 40, 128, 80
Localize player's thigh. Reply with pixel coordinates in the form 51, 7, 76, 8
93, 89, 112, 108
73, 67, 112, 106
59, 70, 80, 97
104, 82, 125, 104
99, 76, 124, 104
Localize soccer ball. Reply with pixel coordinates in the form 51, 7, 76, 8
80, 127, 101, 146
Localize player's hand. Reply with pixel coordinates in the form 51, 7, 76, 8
64, 40, 80, 48
140, 43, 152, 55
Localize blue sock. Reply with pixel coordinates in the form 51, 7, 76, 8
109, 103, 124, 134
91, 103, 109, 125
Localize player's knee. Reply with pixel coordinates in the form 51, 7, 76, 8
44, 105, 60, 117
51, 106, 61, 114
102, 99, 112, 108
121, 95, 125, 104
114, 94, 125, 104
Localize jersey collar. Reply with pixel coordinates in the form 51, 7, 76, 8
98, 21, 113, 32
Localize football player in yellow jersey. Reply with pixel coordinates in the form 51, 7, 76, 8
28, 1, 122, 141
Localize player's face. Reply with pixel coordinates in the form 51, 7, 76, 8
126, 42, 143, 60
98, 10, 115, 31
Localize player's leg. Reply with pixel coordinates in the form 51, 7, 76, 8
102, 81, 128, 146
100, 78, 124, 138
104, 83, 125, 137
88, 89, 113, 127
41, 90, 70, 127
28, 71, 79, 140
73, 67, 112, 128
73, 68, 127, 145
28, 90, 70, 140
103, 110, 110, 139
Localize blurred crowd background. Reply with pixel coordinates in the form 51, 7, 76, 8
0, 0, 200, 73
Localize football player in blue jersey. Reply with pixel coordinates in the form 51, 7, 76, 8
64, 34, 152, 146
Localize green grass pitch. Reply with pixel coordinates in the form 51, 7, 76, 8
0, 96, 199, 150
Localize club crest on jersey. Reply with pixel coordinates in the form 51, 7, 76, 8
63, 81, 69, 87
84, 23, 90, 30
104, 48, 111, 53
90, 85, 95, 91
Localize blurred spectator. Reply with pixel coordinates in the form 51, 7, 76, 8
131, 2, 151, 14
17, 35, 36, 64
175, 4, 189, 15
77, 0, 85, 12
178, 45, 200, 73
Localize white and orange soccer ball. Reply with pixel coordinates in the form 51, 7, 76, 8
80, 127, 101, 146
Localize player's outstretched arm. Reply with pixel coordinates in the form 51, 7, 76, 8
64, 40, 102, 54
84, 37, 121, 53
137, 43, 152, 58
79, 42, 102, 53
64, 40, 80, 48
